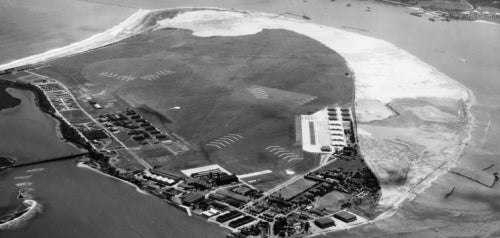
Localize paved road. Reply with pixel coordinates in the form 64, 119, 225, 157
31, 72, 152, 170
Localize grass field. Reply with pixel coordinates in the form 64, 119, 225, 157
60, 109, 92, 124
275, 178, 317, 200
34, 25, 354, 190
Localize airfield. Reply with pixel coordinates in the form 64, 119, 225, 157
29, 25, 353, 190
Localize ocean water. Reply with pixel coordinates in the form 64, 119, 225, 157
0, 0, 135, 65
0, 0, 499, 237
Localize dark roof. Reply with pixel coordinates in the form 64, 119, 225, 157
216, 174, 239, 185
334, 211, 356, 222
182, 192, 205, 204
314, 217, 335, 228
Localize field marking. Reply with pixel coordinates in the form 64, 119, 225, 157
238, 170, 273, 179
206, 143, 222, 149
287, 157, 303, 163
227, 134, 243, 139
210, 141, 226, 147
222, 135, 239, 140
265, 146, 301, 161
205, 134, 243, 150
297, 96, 318, 105
269, 148, 286, 153
214, 139, 231, 145
247, 86, 270, 99
265, 146, 281, 150
221, 137, 236, 142
278, 152, 295, 158
99, 68, 174, 82
156, 69, 174, 76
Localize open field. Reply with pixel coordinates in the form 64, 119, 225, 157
32, 26, 353, 190
275, 178, 317, 200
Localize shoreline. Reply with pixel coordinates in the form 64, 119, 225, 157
76, 162, 151, 196
0, 7, 477, 235
0, 199, 39, 230
154, 8, 475, 206
0, 9, 152, 71
372, 90, 476, 221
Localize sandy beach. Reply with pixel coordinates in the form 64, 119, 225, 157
0, 7, 475, 224
0, 199, 39, 230
155, 9, 474, 210
0, 9, 152, 71
76, 162, 151, 196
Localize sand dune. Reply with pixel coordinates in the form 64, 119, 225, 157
156, 9, 474, 210
0, 8, 474, 216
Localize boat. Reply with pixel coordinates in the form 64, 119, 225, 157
444, 187, 455, 199
429, 17, 435, 22
346, 3, 351, 7
302, 15, 311, 20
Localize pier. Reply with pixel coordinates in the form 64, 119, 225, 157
0, 153, 89, 169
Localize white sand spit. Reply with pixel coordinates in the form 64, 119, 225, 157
157, 10, 469, 110
0, 9, 153, 71
157, 10, 473, 211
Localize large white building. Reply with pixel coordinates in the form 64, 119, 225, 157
299, 106, 353, 154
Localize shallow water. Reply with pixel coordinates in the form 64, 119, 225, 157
0, 0, 499, 237
0, 161, 227, 238
0, 88, 80, 163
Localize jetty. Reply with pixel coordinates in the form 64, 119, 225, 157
0, 153, 89, 169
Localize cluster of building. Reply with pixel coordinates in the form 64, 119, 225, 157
326, 107, 354, 150
140, 169, 180, 185
304, 166, 379, 198
299, 106, 355, 155
29, 78, 79, 112
73, 122, 109, 141
7, 68, 374, 238
313, 211, 357, 229
409, 6, 500, 22
129, 164, 264, 230
98, 109, 171, 145
15, 72, 111, 149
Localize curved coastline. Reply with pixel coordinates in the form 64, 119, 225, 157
0, 7, 475, 232
153, 8, 475, 210
0, 199, 39, 230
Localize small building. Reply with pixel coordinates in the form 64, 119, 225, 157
132, 135, 145, 141
182, 192, 206, 206
125, 110, 136, 115
144, 126, 156, 131
314, 217, 335, 229
93, 103, 102, 109
320, 146, 331, 152
150, 130, 161, 135
334, 211, 357, 223
232, 186, 253, 196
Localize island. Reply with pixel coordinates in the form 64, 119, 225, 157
0, 7, 473, 238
